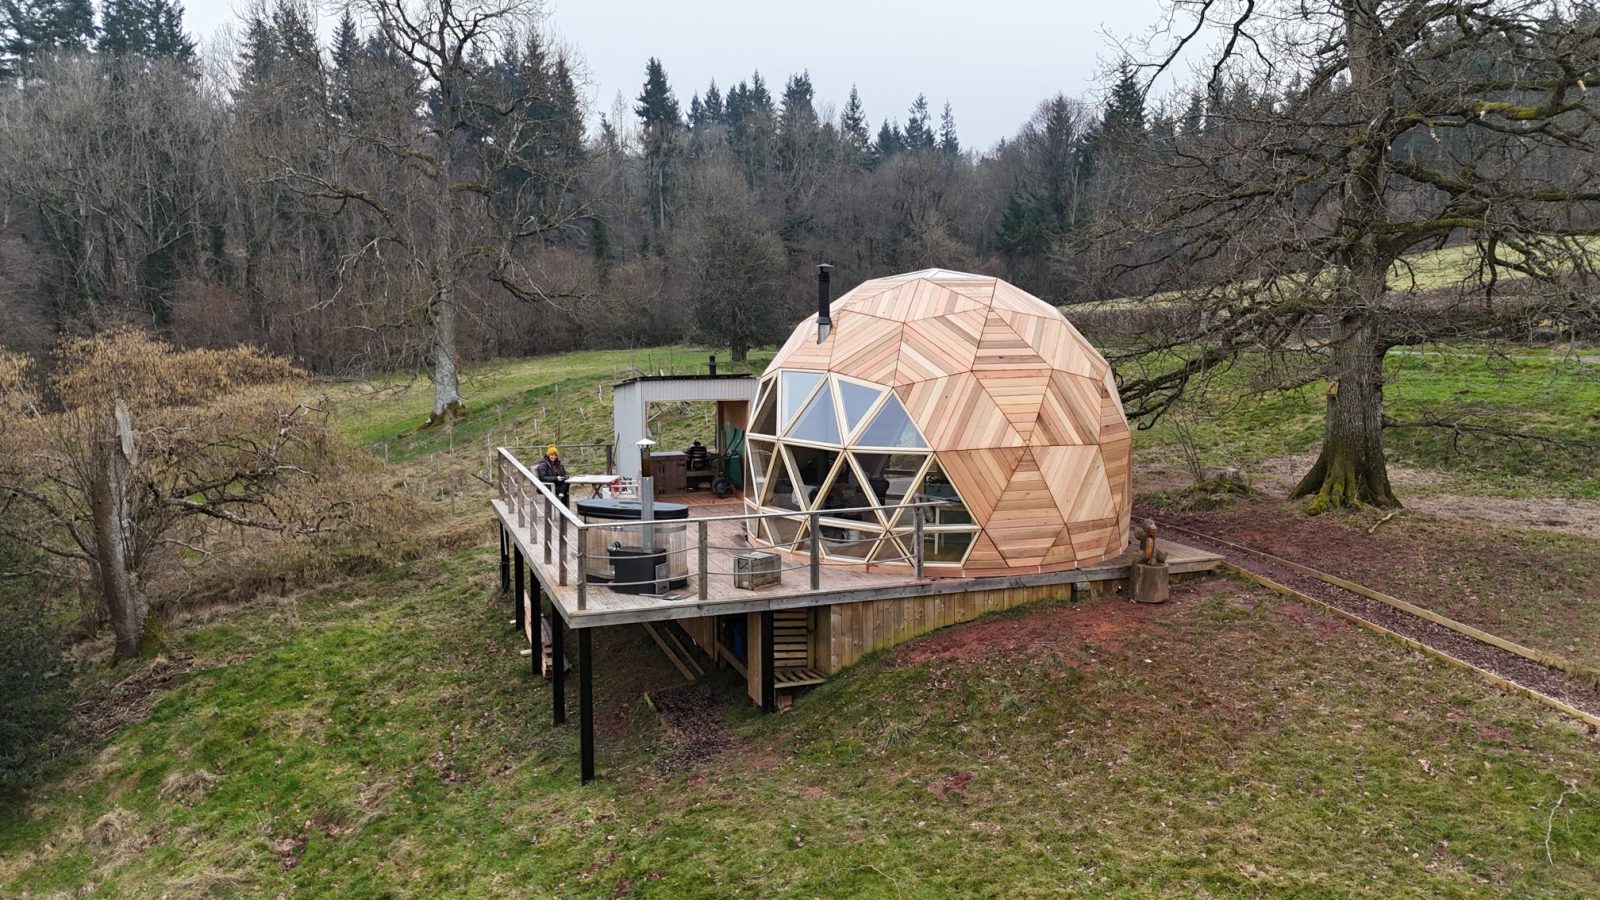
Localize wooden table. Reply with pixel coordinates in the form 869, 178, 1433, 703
565, 474, 616, 499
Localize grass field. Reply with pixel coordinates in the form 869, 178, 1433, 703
3, 343, 1599, 897
328, 347, 769, 467
1134, 344, 1600, 499
2, 549, 1596, 896
1076, 239, 1600, 310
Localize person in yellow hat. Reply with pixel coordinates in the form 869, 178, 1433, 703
536, 444, 569, 504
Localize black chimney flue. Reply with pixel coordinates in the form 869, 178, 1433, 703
816, 263, 833, 344
708, 354, 717, 375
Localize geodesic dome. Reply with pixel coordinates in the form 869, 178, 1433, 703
744, 269, 1132, 576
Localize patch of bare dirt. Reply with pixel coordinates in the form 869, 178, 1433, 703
895, 595, 1159, 667
648, 681, 736, 773
78, 654, 252, 741
1217, 454, 1600, 540
929, 770, 976, 799
1402, 495, 1600, 540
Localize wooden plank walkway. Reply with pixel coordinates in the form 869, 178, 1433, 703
493, 499, 1220, 629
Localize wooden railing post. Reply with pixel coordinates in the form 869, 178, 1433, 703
913, 506, 926, 579
558, 514, 568, 586
697, 520, 709, 602
808, 510, 821, 590
543, 495, 553, 564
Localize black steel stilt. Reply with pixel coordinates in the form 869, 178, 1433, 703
551, 596, 566, 725
760, 610, 776, 712
498, 524, 510, 593
513, 547, 525, 634
578, 627, 594, 784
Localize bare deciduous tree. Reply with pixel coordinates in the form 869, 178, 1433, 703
0, 332, 332, 661
264, 0, 591, 429
1103, 0, 1600, 510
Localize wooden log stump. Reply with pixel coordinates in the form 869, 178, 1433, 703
1131, 562, 1170, 604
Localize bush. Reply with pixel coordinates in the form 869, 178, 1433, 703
0, 559, 75, 787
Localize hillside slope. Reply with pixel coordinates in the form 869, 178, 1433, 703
2, 346, 1597, 897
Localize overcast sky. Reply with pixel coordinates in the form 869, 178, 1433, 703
183, 0, 1167, 150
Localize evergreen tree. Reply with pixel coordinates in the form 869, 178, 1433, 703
0, 0, 95, 76
328, 7, 360, 120
839, 84, 871, 167
726, 71, 775, 183
687, 92, 705, 128
1102, 58, 1147, 137
635, 57, 681, 233
271, 0, 324, 115
938, 100, 960, 156
903, 94, 935, 152
330, 7, 359, 73
701, 79, 723, 124
873, 118, 903, 167
634, 56, 680, 129
98, 0, 195, 65
778, 70, 817, 135
235, 2, 276, 91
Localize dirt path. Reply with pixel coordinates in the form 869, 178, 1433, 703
1147, 497, 1600, 672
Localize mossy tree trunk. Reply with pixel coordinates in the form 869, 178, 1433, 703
1291, 310, 1399, 512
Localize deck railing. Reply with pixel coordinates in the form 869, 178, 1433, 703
496, 447, 946, 610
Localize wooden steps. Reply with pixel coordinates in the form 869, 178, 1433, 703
773, 667, 825, 687
641, 622, 704, 682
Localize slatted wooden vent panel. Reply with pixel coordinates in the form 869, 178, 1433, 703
772, 610, 825, 686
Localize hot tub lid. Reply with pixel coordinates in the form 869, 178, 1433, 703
574, 498, 691, 521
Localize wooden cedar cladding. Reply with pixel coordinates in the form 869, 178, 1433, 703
674, 582, 1088, 703
814, 583, 1078, 674
760, 269, 1134, 576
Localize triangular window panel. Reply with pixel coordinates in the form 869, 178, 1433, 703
854, 393, 927, 449
910, 458, 975, 527
766, 448, 806, 511
814, 454, 879, 525
780, 370, 824, 431
850, 452, 928, 513
766, 513, 810, 553
751, 379, 779, 435
746, 438, 776, 505
817, 523, 882, 561
835, 379, 885, 440
788, 386, 841, 444
918, 529, 979, 565
871, 530, 913, 565
783, 445, 838, 510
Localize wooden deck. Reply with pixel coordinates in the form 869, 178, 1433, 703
492, 498, 1221, 630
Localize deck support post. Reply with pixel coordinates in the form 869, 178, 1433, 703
760, 610, 776, 712
513, 546, 525, 633
578, 627, 594, 784
551, 595, 566, 725
498, 524, 510, 594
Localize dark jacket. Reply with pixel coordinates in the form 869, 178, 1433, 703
536, 456, 567, 483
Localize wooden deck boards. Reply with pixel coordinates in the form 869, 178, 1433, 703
494, 499, 1220, 630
